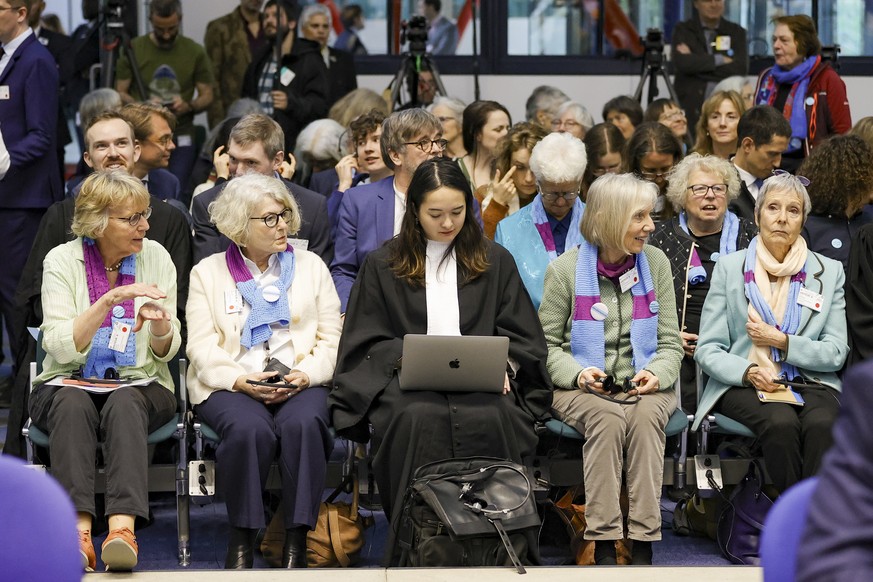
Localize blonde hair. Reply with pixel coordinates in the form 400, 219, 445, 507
208, 174, 301, 246
580, 173, 657, 254
72, 171, 151, 239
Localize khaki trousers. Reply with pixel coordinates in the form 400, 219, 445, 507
552, 387, 676, 541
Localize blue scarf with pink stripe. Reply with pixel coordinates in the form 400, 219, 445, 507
570, 240, 658, 372
678, 211, 740, 284
530, 194, 585, 261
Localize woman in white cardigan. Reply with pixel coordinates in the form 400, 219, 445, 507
186, 173, 342, 570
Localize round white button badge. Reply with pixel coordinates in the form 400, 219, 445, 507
112, 305, 125, 318
262, 285, 281, 303
590, 302, 609, 321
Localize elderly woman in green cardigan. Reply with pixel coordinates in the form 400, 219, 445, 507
538, 172, 682, 566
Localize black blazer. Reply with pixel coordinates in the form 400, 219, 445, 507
192, 177, 332, 266
325, 47, 357, 108
729, 180, 756, 223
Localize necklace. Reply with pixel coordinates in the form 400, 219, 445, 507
105, 259, 124, 272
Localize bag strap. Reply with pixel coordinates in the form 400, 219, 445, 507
328, 504, 352, 567
488, 517, 526, 574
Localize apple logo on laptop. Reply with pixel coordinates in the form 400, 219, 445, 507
449, 359, 460, 369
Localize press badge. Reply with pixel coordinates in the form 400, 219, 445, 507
714, 36, 732, 52
280, 67, 295, 87
0, 86, 9, 100
108, 321, 132, 352
619, 267, 640, 293
797, 287, 824, 312
225, 290, 243, 314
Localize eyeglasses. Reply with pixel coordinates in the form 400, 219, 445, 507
250, 208, 293, 228
591, 162, 622, 177
149, 135, 173, 148
404, 138, 449, 153
0, 5, 23, 12
550, 119, 581, 129
111, 207, 152, 227
538, 187, 579, 202
660, 110, 686, 122
687, 184, 728, 198
639, 170, 671, 180
771, 169, 811, 187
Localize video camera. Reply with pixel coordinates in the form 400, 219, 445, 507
641, 28, 665, 66
401, 15, 429, 57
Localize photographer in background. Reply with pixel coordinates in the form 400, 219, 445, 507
671, 0, 748, 137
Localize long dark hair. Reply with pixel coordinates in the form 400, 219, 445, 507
388, 157, 489, 286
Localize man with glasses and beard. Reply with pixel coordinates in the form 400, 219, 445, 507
115, 0, 215, 192
241, 0, 328, 154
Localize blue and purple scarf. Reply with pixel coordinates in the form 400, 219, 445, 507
570, 240, 658, 372
531, 194, 585, 261
225, 244, 296, 349
756, 55, 821, 153
678, 210, 740, 284
82, 238, 137, 378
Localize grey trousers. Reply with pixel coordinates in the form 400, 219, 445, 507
552, 387, 676, 541
29, 382, 177, 519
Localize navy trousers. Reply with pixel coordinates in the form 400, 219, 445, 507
195, 386, 333, 529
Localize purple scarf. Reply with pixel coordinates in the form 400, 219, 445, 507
678, 211, 740, 284
756, 55, 820, 152
530, 194, 585, 261
570, 240, 658, 373
82, 238, 137, 378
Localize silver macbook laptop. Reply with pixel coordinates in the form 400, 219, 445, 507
399, 334, 509, 393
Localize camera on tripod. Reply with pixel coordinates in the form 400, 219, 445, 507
401, 15, 429, 57
641, 28, 665, 66
99, 0, 126, 20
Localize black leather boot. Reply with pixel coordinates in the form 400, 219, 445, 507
594, 540, 617, 565
225, 526, 257, 569
281, 526, 309, 568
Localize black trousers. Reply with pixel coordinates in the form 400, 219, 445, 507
715, 384, 840, 492
29, 382, 177, 518
194, 387, 333, 530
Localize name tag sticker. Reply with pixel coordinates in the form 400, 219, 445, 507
177, 134, 193, 147
108, 321, 132, 353
797, 287, 823, 312
287, 238, 309, 251
280, 67, 295, 87
715, 36, 732, 51
619, 267, 640, 294
0, 86, 9, 100
225, 290, 242, 314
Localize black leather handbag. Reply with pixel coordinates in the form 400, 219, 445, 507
397, 456, 540, 574
717, 459, 774, 565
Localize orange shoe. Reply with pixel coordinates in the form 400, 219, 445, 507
101, 527, 138, 571
79, 530, 96, 572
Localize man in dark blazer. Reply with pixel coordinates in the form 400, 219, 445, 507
0, 0, 62, 368
28, 0, 71, 181
331, 108, 481, 312
299, 3, 356, 109
729, 106, 791, 221
671, 0, 748, 133
192, 113, 331, 265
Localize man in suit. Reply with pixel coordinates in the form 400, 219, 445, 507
730, 105, 791, 221
28, 0, 71, 181
0, 0, 62, 370
192, 113, 331, 266
671, 0, 748, 134
299, 3, 357, 109
331, 108, 447, 312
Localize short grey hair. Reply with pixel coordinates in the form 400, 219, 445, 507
529, 132, 588, 184
295, 118, 347, 163
580, 173, 658, 254
380, 108, 442, 171
79, 88, 122, 130
755, 172, 812, 223
665, 153, 741, 211
300, 3, 331, 28
525, 85, 570, 122
208, 174, 301, 246
555, 101, 595, 131
427, 95, 466, 123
